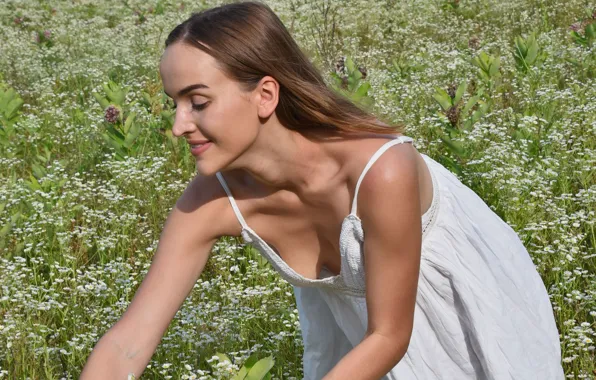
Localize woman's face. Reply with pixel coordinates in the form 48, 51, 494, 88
159, 42, 261, 175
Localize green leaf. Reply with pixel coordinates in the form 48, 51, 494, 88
123, 112, 136, 134
5, 97, 23, 120
355, 82, 371, 98
0, 221, 12, 238
473, 52, 489, 72
462, 95, 479, 116
27, 174, 41, 191
515, 36, 527, 56
0, 88, 16, 111
347, 75, 356, 92
231, 368, 248, 380
586, 24, 595, 40
345, 57, 355, 74
104, 81, 126, 105
215, 353, 232, 364
432, 88, 452, 110
525, 39, 538, 64
123, 121, 141, 149
440, 135, 466, 157
32, 163, 46, 179
246, 356, 274, 380
453, 81, 466, 105
488, 56, 500, 77
92, 92, 110, 109
140, 92, 150, 104
243, 354, 259, 370
471, 110, 481, 122
352, 67, 362, 80
105, 124, 125, 142
102, 132, 124, 151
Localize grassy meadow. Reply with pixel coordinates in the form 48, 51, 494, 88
0, 0, 595, 378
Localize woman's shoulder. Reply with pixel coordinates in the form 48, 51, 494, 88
176, 172, 252, 238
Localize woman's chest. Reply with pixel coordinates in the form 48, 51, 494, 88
248, 209, 345, 280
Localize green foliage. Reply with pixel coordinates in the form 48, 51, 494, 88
432, 81, 490, 131
432, 81, 466, 112
564, 54, 596, 80
0, 85, 24, 127
93, 80, 130, 108
211, 353, 275, 380
330, 57, 374, 110
570, 23, 595, 47
34, 29, 54, 48
512, 32, 547, 73
441, 0, 460, 10
389, 53, 424, 79
23, 142, 68, 210
431, 79, 491, 175
0, 83, 26, 161
139, 89, 178, 151
569, 9, 596, 48
471, 51, 501, 91
92, 80, 143, 160
0, 210, 21, 251
103, 111, 142, 160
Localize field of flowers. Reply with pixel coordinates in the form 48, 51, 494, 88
0, 0, 594, 378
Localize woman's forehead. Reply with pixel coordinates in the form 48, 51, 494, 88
160, 43, 223, 91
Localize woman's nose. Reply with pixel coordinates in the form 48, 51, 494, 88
171, 110, 196, 137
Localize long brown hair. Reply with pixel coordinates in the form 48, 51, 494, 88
165, 0, 404, 139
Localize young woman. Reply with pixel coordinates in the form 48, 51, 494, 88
81, 1, 564, 379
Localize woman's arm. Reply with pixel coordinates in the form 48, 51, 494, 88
80, 174, 233, 379
324, 143, 422, 379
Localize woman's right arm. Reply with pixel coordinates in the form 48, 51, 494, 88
80, 174, 236, 379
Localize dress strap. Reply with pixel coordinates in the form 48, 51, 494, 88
215, 172, 249, 230
350, 135, 414, 216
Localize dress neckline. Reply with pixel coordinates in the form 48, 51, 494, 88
240, 154, 440, 286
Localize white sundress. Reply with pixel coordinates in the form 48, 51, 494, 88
215, 135, 565, 380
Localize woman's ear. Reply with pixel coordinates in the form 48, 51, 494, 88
256, 75, 279, 119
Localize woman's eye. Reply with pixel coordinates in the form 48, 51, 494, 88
192, 102, 208, 111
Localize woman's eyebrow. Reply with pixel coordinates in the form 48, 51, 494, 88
165, 83, 210, 98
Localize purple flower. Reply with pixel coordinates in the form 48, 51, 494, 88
43, 30, 51, 39
104, 105, 120, 124
569, 22, 581, 32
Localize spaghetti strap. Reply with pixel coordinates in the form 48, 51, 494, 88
216, 135, 413, 231
350, 135, 414, 216
215, 172, 249, 230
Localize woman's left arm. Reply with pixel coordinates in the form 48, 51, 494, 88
323, 144, 422, 380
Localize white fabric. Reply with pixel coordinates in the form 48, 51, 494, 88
216, 135, 564, 379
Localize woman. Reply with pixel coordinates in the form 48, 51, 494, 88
81, 1, 564, 379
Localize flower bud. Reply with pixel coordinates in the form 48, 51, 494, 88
104, 105, 120, 124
